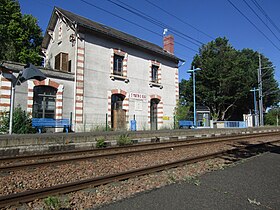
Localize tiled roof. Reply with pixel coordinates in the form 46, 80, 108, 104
42, 7, 182, 63
0, 61, 74, 81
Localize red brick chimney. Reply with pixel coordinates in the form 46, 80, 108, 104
163, 35, 174, 54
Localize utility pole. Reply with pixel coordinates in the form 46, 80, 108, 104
250, 87, 259, 127
258, 53, 264, 126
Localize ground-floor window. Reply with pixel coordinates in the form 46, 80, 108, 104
33, 85, 57, 118
150, 98, 159, 130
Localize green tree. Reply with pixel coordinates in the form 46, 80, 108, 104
0, 0, 43, 65
264, 107, 280, 125
178, 79, 193, 119
0, 105, 35, 134
174, 98, 192, 128
180, 37, 279, 121
191, 37, 245, 120
231, 49, 279, 119
175, 101, 191, 121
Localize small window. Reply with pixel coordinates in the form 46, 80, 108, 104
151, 65, 158, 83
113, 55, 124, 76
55, 52, 69, 72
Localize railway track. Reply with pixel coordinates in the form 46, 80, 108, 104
2, 131, 279, 163
1, 131, 279, 171
0, 139, 279, 208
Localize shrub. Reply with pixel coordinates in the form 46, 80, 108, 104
0, 105, 36, 134
96, 137, 106, 148
117, 133, 132, 146
174, 100, 192, 129
264, 107, 280, 125
44, 196, 61, 210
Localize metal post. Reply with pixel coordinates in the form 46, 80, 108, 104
250, 87, 259, 127
8, 72, 21, 135
173, 115, 176, 129
187, 66, 201, 128
70, 112, 73, 132
105, 113, 108, 131
253, 88, 257, 127
8, 85, 16, 134
258, 53, 264, 126
193, 67, 197, 127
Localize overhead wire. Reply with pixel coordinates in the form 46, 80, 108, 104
242, 0, 280, 43
106, 0, 204, 46
250, 0, 280, 35
227, 0, 280, 52
143, 0, 214, 40
80, 0, 199, 53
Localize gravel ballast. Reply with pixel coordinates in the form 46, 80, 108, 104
1, 136, 279, 209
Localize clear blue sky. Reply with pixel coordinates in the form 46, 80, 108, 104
18, 0, 280, 83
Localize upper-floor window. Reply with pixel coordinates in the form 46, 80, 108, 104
151, 65, 159, 83
55, 52, 71, 72
113, 54, 124, 76
149, 61, 162, 89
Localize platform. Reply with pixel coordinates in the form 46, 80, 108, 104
97, 149, 280, 210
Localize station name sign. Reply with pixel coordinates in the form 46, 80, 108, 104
129, 93, 147, 100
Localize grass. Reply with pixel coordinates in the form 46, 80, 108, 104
44, 196, 61, 210
117, 133, 132, 146
96, 137, 106, 148
184, 176, 201, 186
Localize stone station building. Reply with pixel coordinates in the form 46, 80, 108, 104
0, 7, 183, 132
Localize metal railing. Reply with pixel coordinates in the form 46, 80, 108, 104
215, 121, 247, 128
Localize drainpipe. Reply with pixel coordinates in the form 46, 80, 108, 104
73, 22, 78, 131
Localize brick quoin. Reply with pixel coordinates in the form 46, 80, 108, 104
1, 86, 11, 90
111, 89, 127, 96
0, 103, 10, 107
111, 89, 119, 95
150, 94, 161, 100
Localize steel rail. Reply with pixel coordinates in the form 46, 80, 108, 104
1, 131, 279, 163
1, 132, 280, 172
0, 140, 279, 208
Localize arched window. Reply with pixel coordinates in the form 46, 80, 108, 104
111, 94, 124, 110
33, 86, 57, 118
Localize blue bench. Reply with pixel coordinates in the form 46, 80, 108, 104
32, 118, 70, 133
178, 120, 194, 129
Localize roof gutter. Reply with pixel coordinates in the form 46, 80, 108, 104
77, 22, 183, 63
